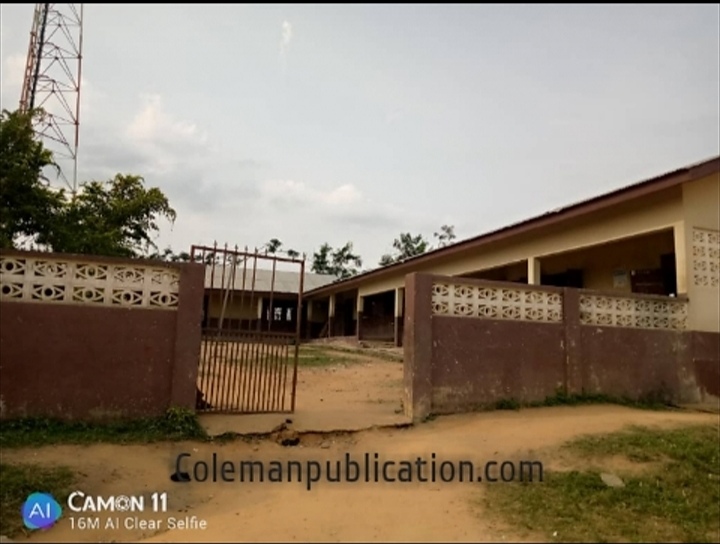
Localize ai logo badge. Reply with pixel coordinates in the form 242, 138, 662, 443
22, 492, 63, 530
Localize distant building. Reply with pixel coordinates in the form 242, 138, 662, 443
203, 267, 335, 335
302, 156, 720, 346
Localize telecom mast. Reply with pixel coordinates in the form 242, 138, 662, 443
19, 3, 84, 194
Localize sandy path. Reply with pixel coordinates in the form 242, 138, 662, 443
6, 405, 716, 543
199, 352, 407, 436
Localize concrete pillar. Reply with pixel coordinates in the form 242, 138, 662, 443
257, 297, 263, 330
394, 287, 405, 347
305, 300, 314, 339
562, 288, 583, 395
404, 274, 434, 422
528, 257, 541, 285
673, 222, 687, 296
356, 295, 364, 339
328, 294, 336, 337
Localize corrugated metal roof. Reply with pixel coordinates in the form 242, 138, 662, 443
204, 266, 335, 294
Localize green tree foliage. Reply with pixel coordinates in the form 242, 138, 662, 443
150, 247, 193, 262
311, 242, 362, 279
379, 225, 457, 266
379, 232, 430, 266
1, 108, 176, 258
263, 238, 300, 259
433, 224, 456, 247
0, 109, 61, 248
265, 238, 282, 254
39, 174, 177, 257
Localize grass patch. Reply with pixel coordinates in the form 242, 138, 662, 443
296, 346, 354, 367
484, 424, 720, 542
535, 389, 673, 410
346, 347, 403, 362
0, 462, 77, 537
303, 342, 404, 363
489, 389, 673, 412
0, 407, 207, 448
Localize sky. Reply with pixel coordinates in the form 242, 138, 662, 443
1, 4, 719, 271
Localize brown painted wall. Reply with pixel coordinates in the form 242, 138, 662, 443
578, 327, 686, 400
0, 250, 205, 420
431, 318, 565, 412
404, 272, 720, 421
690, 331, 720, 399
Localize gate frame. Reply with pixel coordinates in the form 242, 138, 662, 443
191, 243, 305, 414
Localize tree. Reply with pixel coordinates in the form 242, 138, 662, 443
38, 174, 177, 257
311, 242, 362, 279
263, 238, 300, 259
379, 225, 457, 266
149, 247, 193, 262
312, 243, 333, 274
433, 224, 456, 247
379, 232, 430, 266
0, 108, 62, 248
265, 238, 282, 254
2, 108, 177, 258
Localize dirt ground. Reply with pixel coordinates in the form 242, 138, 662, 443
198, 345, 408, 435
4, 349, 718, 543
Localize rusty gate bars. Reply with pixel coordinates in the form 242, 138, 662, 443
193, 244, 211, 409
247, 248, 262, 412
206, 242, 218, 407
258, 257, 278, 411
269, 265, 285, 411
215, 245, 231, 410
219, 246, 239, 410
207, 243, 229, 409
267, 336, 280, 412
290, 256, 305, 412
236, 248, 257, 411
190, 243, 304, 413
236, 247, 252, 411
215, 244, 232, 408
228, 248, 246, 411
230, 247, 249, 410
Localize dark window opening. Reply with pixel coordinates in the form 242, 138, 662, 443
630, 253, 677, 296
541, 269, 584, 288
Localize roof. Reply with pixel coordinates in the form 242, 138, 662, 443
205, 267, 335, 294
306, 155, 720, 298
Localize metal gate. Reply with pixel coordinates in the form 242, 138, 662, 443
192, 243, 304, 414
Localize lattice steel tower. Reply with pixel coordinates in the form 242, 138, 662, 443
19, 3, 84, 194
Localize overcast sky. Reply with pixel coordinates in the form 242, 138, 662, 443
2, 4, 718, 269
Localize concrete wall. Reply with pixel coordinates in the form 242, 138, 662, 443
682, 173, 720, 332
0, 250, 205, 420
404, 273, 719, 421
